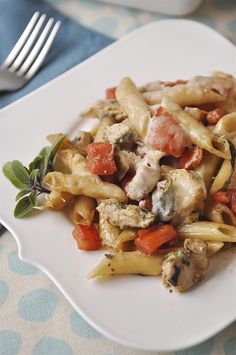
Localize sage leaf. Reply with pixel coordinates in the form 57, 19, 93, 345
48, 134, 66, 162
38, 154, 49, 179
14, 196, 34, 218
30, 169, 39, 185
39, 146, 50, 158
29, 156, 43, 173
2, 162, 30, 190
11, 160, 31, 186
29, 190, 37, 206
15, 190, 31, 201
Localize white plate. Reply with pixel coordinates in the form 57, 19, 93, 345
0, 20, 236, 352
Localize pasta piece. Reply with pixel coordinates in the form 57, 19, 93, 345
207, 241, 224, 257
213, 113, 236, 148
205, 199, 236, 226
41, 190, 73, 210
88, 251, 164, 278
194, 151, 220, 191
54, 149, 87, 175
161, 97, 230, 159
210, 159, 232, 193
66, 196, 96, 225
142, 75, 233, 106
113, 229, 138, 252
116, 77, 150, 138
177, 222, 236, 242
98, 203, 121, 248
43, 172, 127, 202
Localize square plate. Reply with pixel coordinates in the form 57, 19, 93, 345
0, 20, 236, 352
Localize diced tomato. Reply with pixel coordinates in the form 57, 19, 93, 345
206, 108, 226, 125
161, 79, 188, 87
135, 224, 178, 255
227, 189, 236, 216
142, 197, 152, 210
106, 87, 116, 99
179, 146, 203, 170
87, 142, 117, 176
211, 191, 230, 204
146, 107, 190, 158
72, 224, 101, 251
230, 192, 236, 216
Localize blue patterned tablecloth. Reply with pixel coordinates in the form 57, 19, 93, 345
1, 0, 236, 354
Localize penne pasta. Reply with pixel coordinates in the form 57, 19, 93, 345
88, 251, 164, 278
41, 190, 73, 210
205, 199, 236, 226
194, 151, 220, 191
177, 221, 236, 242
213, 113, 236, 148
43, 172, 127, 202
113, 229, 137, 252
161, 97, 230, 159
98, 205, 121, 248
142, 79, 227, 106
116, 77, 150, 138
66, 196, 96, 225
210, 159, 232, 193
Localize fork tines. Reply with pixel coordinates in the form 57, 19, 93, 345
3, 11, 61, 79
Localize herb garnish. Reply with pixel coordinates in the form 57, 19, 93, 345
2, 135, 65, 218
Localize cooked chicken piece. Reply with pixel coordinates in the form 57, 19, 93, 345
115, 150, 141, 180
162, 239, 209, 292
152, 169, 206, 225
103, 123, 134, 150
152, 180, 175, 222
125, 150, 164, 201
97, 199, 155, 229
81, 99, 128, 122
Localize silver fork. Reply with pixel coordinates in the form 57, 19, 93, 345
0, 11, 61, 92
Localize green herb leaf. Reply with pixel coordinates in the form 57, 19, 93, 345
48, 134, 66, 162
39, 146, 50, 158
2, 162, 30, 190
14, 196, 34, 218
30, 169, 39, 185
39, 154, 49, 179
29, 190, 37, 206
15, 190, 31, 201
11, 160, 31, 186
29, 156, 43, 173
4, 134, 66, 219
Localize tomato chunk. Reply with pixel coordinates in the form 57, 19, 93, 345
226, 190, 236, 215
135, 224, 178, 255
106, 87, 116, 99
206, 108, 226, 125
179, 146, 203, 170
146, 107, 190, 158
211, 191, 230, 204
72, 224, 101, 251
87, 142, 117, 176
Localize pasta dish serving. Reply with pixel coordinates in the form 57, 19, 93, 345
3, 72, 236, 292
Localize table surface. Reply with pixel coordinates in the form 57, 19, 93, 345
1, 0, 236, 354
